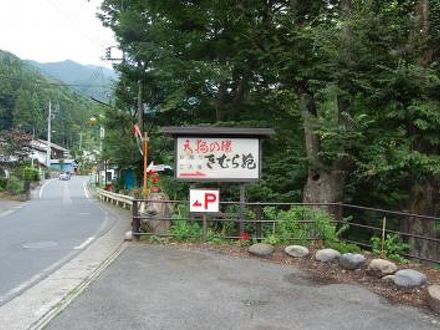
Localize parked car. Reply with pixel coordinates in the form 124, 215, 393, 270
59, 172, 70, 181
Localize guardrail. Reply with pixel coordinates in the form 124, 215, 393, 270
96, 188, 133, 210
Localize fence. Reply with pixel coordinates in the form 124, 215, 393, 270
96, 188, 133, 210
340, 204, 440, 264
96, 191, 440, 263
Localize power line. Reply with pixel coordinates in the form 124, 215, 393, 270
45, 0, 107, 51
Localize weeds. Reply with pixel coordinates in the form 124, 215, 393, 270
370, 233, 409, 263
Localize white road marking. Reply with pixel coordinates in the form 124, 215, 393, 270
0, 250, 77, 306
62, 182, 72, 205
0, 210, 15, 218
39, 179, 54, 199
73, 237, 95, 250
83, 182, 90, 199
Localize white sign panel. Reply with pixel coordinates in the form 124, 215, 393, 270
190, 189, 220, 213
176, 137, 260, 181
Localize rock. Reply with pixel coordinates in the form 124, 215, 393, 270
248, 243, 275, 257
315, 248, 341, 262
140, 192, 173, 235
339, 253, 366, 270
428, 285, 440, 314
124, 231, 133, 241
394, 269, 427, 288
284, 245, 309, 258
382, 275, 396, 283
367, 259, 398, 277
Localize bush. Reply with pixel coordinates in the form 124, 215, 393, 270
370, 234, 409, 263
170, 220, 201, 241
262, 206, 356, 252
20, 167, 40, 182
263, 206, 341, 245
6, 176, 24, 195
0, 177, 7, 190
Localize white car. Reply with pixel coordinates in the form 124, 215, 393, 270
59, 173, 71, 181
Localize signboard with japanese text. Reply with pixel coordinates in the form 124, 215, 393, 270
190, 189, 220, 213
176, 137, 260, 181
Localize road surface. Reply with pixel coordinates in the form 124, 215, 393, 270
0, 176, 114, 305
46, 245, 440, 330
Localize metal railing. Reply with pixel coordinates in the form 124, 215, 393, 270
96, 188, 133, 210
97, 192, 440, 263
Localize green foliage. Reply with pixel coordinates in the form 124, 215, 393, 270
370, 234, 410, 264
206, 229, 227, 244
98, 0, 440, 261
262, 234, 279, 246
0, 177, 7, 190
18, 167, 40, 182
6, 176, 24, 195
169, 204, 200, 241
158, 175, 189, 201
326, 241, 362, 254
262, 206, 342, 245
170, 220, 201, 242
0, 50, 104, 158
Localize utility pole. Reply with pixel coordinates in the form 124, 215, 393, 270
46, 99, 52, 168
31, 128, 35, 167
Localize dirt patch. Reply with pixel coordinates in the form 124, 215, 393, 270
0, 192, 25, 201
144, 241, 440, 311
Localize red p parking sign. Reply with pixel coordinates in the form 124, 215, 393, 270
190, 189, 220, 213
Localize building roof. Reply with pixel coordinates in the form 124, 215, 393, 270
34, 139, 69, 152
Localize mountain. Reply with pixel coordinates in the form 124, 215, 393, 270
0, 49, 102, 150
26, 59, 117, 102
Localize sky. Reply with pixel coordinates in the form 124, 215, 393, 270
0, 0, 117, 68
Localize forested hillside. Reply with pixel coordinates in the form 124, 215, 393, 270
26, 59, 116, 102
98, 1, 440, 260
0, 50, 102, 152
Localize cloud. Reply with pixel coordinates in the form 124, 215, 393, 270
0, 0, 116, 67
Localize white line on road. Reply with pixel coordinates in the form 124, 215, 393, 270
63, 182, 72, 205
39, 179, 54, 199
0, 250, 77, 306
0, 210, 15, 218
73, 237, 95, 250
83, 182, 90, 199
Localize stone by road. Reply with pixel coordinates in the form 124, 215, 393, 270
46, 244, 440, 330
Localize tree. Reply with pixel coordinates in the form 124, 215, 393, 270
98, 0, 440, 260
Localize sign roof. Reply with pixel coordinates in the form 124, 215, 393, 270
161, 126, 275, 138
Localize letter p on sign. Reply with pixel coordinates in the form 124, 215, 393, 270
190, 189, 219, 213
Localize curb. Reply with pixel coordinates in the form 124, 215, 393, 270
29, 242, 127, 330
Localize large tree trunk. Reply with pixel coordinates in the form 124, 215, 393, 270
300, 0, 352, 211
303, 170, 345, 205
300, 91, 345, 213
404, 179, 439, 261
402, 0, 439, 262
215, 82, 227, 121
416, 0, 433, 66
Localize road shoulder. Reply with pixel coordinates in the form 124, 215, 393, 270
0, 203, 130, 330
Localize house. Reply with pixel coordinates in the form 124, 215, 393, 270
30, 139, 76, 173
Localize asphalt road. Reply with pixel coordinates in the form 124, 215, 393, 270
46, 245, 440, 330
0, 176, 114, 305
